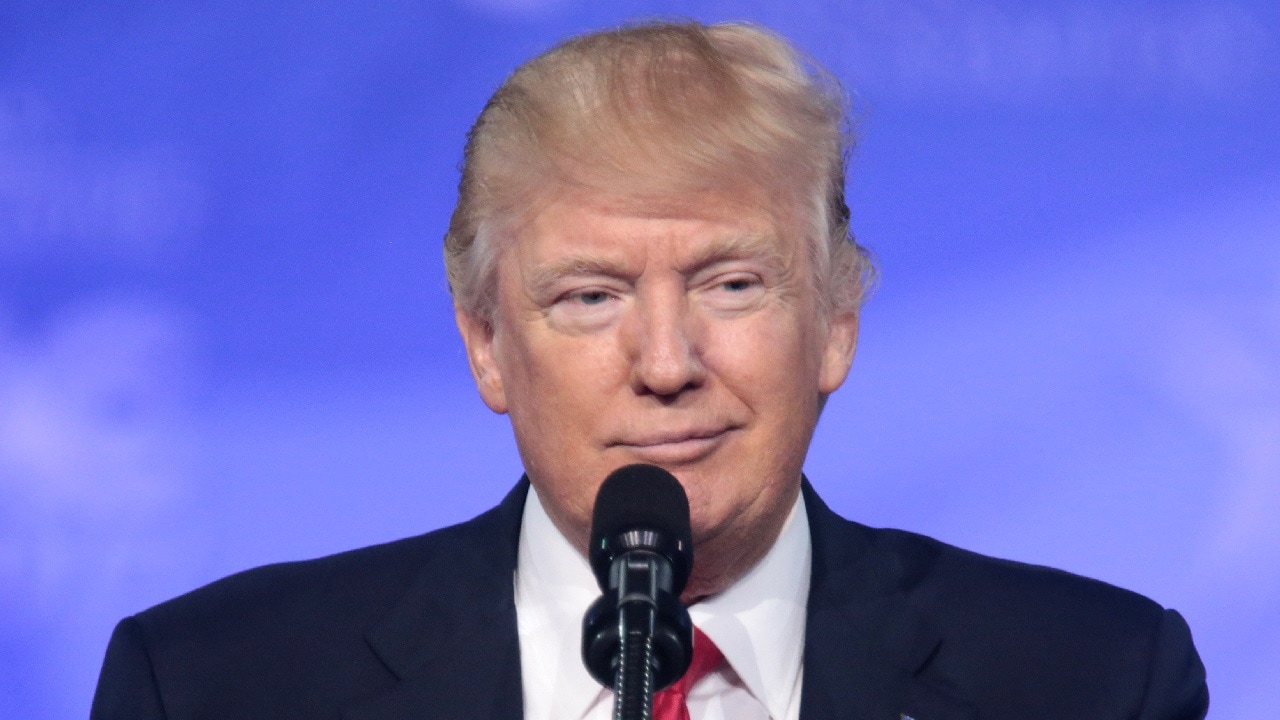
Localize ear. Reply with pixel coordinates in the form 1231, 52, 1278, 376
818, 310, 859, 394
455, 307, 509, 414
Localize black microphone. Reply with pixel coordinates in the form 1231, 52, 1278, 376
581, 464, 694, 719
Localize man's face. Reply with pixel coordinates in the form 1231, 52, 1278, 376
457, 187, 858, 598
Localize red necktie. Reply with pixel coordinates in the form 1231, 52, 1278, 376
652, 627, 724, 720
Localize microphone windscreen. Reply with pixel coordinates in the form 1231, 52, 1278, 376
590, 464, 692, 552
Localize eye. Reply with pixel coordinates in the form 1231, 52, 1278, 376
702, 273, 765, 311
547, 285, 624, 332
571, 289, 613, 306
720, 277, 756, 292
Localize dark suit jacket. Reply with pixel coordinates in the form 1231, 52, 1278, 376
91, 480, 1208, 719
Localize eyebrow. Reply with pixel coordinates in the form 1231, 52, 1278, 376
680, 233, 788, 277
528, 232, 789, 295
526, 255, 633, 299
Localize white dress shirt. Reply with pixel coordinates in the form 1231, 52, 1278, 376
514, 485, 811, 720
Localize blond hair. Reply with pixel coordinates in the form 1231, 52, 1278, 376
444, 20, 875, 321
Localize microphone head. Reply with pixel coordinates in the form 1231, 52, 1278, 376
589, 464, 693, 595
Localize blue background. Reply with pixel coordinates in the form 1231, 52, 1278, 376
2, 1, 1278, 717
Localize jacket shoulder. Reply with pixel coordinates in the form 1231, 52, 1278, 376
138, 503, 502, 641
96, 485, 526, 719
873, 525, 1166, 625
869, 526, 1207, 718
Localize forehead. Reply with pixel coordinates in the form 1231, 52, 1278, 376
509, 188, 804, 266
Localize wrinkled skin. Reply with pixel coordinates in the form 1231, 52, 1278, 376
456, 189, 858, 601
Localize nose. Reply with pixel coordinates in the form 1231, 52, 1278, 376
626, 285, 706, 399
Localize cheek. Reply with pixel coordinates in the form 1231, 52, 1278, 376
701, 310, 824, 480
499, 325, 622, 446
703, 308, 821, 389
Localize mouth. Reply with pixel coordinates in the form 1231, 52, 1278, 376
611, 427, 735, 465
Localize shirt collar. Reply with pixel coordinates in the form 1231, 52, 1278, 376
514, 486, 610, 720
514, 485, 811, 720
688, 493, 810, 720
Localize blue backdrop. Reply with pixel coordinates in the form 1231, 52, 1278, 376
2, 1, 1277, 717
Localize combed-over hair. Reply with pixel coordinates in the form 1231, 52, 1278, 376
444, 20, 874, 322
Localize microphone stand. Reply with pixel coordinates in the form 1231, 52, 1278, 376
611, 553, 662, 720
581, 465, 694, 720
583, 547, 690, 720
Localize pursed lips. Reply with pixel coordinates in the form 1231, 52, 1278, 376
609, 426, 736, 464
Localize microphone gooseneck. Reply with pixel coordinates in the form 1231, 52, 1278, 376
581, 464, 694, 720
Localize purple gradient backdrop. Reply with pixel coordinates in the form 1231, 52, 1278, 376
2, 1, 1278, 717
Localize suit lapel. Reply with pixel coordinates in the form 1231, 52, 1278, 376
344, 481, 530, 720
336, 478, 974, 720
800, 482, 976, 720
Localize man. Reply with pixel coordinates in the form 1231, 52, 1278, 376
91, 20, 1208, 720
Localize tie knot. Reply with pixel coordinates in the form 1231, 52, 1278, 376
652, 627, 723, 720
671, 626, 724, 696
